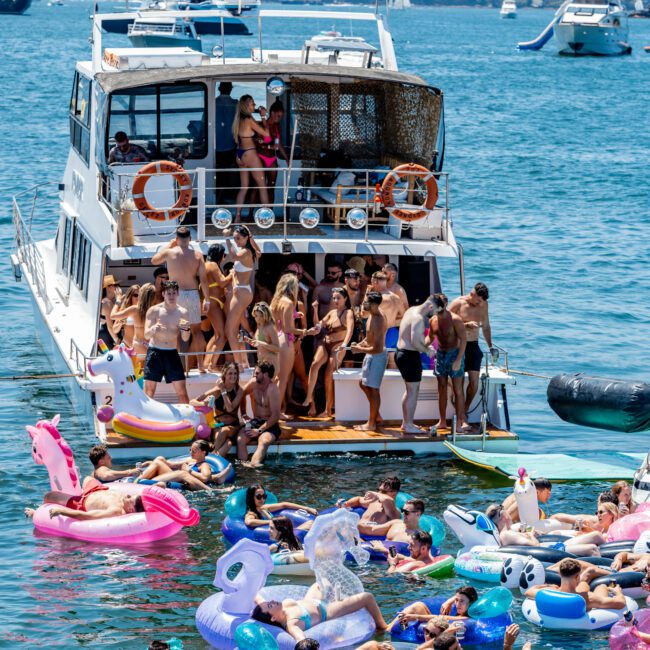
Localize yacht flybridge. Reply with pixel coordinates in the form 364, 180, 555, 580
12, 7, 518, 459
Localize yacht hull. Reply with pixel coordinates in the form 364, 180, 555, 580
500, 11, 517, 18
555, 22, 631, 55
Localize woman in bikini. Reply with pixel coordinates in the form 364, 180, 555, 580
223, 226, 260, 369
110, 284, 140, 348
99, 275, 121, 348
110, 283, 156, 361
255, 99, 288, 197
192, 362, 243, 455
205, 244, 232, 371
232, 94, 270, 223
270, 274, 306, 415
302, 288, 355, 418
244, 301, 280, 369
252, 583, 388, 643
244, 484, 318, 529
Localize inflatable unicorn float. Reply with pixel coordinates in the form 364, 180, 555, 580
196, 509, 377, 650
28, 415, 199, 543
89, 342, 215, 444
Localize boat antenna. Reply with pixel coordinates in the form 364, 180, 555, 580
89, 2, 98, 45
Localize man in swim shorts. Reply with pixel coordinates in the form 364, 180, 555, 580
395, 295, 437, 434
524, 558, 626, 611
143, 280, 192, 402
24, 477, 145, 520
351, 292, 387, 432
428, 294, 469, 433
151, 226, 211, 373
90, 445, 140, 482
371, 530, 437, 574
449, 282, 495, 417
339, 476, 402, 526
358, 498, 425, 542
238, 361, 282, 467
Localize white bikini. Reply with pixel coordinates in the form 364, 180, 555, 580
232, 249, 254, 292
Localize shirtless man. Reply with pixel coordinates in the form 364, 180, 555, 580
525, 558, 626, 611
383, 263, 409, 312
311, 261, 343, 322
449, 282, 494, 414
428, 294, 469, 432
237, 361, 282, 467
89, 445, 140, 482
502, 477, 552, 523
143, 280, 191, 403
340, 476, 402, 527
151, 226, 210, 373
152, 266, 169, 305
371, 530, 436, 574
351, 292, 387, 432
364, 272, 404, 369
395, 296, 437, 434
358, 498, 425, 542
24, 477, 145, 520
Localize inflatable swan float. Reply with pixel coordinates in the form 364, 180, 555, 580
28, 416, 199, 543
89, 343, 215, 443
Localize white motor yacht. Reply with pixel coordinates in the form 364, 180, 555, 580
554, 0, 631, 55
500, 0, 517, 19
128, 14, 202, 50
12, 8, 518, 460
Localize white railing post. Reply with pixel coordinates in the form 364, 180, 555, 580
197, 168, 206, 241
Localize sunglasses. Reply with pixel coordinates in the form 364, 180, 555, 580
423, 629, 434, 638
255, 492, 267, 500
401, 508, 415, 515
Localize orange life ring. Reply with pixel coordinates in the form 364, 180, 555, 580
132, 161, 193, 222
380, 163, 439, 223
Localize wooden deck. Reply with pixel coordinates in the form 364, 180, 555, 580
100, 417, 518, 459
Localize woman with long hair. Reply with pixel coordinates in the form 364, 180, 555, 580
204, 244, 232, 371
270, 274, 306, 413
110, 283, 156, 360
302, 288, 355, 418
252, 584, 388, 643
193, 361, 243, 456
223, 226, 260, 369
244, 484, 317, 529
269, 516, 302, 553
255, 100, 288, 196
99, 275, 122, 348
244, 301, 280, 369
612, 480, 636, 515
110, 284, 140, 347
232, 95, 270, 222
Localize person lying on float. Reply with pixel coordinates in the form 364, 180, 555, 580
485, 504, 601, 556
90, 444, 141, 483
244, 484, 317, 529
25, 477, 145, 520
610, 551, 650, 573
371, 530, 435, 574
361, 499, 426, 543
138, 440, 232, 491
525, 558, 626, 611
251, 581, 388, 643
551, 490, 617, 529
502, 477, 552, 524
339, 476, 402, 529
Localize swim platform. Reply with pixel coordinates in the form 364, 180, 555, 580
444, 442, 645, 481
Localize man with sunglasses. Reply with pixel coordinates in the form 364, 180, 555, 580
311, 262, 343, 323
107, 131, 150, 165
358, 498, 425, 543
143, 280, 191, 403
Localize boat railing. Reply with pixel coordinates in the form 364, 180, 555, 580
12, 183, 56, 314
70, 337, 91, 376
104, 165, 450, 245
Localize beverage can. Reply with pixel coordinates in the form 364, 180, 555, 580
455, 621, 466, 640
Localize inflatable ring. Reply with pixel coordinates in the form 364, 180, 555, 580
132, 160, 193, 222
610, 607, 650, 649
380, 163, 438, 222
270, 551, 314, 576
222, 508, 314, 546
390, 595, 512, 645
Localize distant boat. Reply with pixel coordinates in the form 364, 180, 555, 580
0, 0, 32, 13
531, 0, 543, 8
389, 0, 411, 9
128, 14, 202, 50
500, 0, 517, 18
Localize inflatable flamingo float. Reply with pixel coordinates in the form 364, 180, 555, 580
88, 343, 215, 443
28, 416, 199, 543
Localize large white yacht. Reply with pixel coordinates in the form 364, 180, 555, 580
12, 8, 518, 459
500, 0, 517, 19
554, 0, 631, 55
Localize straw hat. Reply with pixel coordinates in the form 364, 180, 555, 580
103, 275, 118, 289
346, 256, 366, 276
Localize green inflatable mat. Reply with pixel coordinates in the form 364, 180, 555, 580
445, 442, 644, 481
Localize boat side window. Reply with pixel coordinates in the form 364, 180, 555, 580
60, 216, 92, 299
107, 83, 207, 161
69, 72, 92, 165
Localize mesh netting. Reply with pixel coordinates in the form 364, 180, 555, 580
290, 78, 441, 168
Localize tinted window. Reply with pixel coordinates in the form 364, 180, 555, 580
69, 72, 92, 165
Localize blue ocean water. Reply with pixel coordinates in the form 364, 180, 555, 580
1, 3, 649, 648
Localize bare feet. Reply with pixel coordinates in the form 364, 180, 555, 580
241, 460, 263, 469
354, 422, 378, 432
24, 507, 35, 518
316, 411, 334, 420
432, 419, 446, 430
400, 424, 426, 434
458, 423, 474, 433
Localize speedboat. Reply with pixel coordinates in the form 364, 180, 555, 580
500, 0, 517, 19
554, 0, 631, 55
176, 0, 260, 14
11, 7, 519, 460
128, 14, 202, 50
